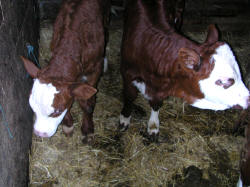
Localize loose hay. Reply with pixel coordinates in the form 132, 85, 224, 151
29, 17, 250, 187
39, 20, 53, 66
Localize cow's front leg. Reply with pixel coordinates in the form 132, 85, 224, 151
62, 111, 74, 137
119, 81, 139, 131
79, 96, 96, 143
148, 100, 163, 141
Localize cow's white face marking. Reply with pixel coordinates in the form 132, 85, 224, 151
192, 44, 249, 110
147, 109, 159, 135
29, 79, 67, 137
132, 80, 152, 100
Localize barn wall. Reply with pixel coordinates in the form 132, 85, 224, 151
39, 0, 62, 21
184, 0, 249, 19
0, 0, 39, 186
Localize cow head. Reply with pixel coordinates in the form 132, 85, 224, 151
176, 25, 250, 110
21, 57, 97, 137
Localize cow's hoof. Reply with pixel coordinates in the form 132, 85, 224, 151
64, 132, 73, 137
82, 134, 95, 144
118, 123, 129, 132
149, 132, 159, 143
140, 130, 159, 145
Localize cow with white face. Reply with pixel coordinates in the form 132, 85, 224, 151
21, 0, 109, 141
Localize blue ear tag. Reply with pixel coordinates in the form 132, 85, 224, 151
25, 43, 40, 78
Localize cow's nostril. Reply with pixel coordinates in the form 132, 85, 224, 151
34, 129, 49, 138
42, 132, 49, 137
33, 129, 39, 136
232, 104, 243, 110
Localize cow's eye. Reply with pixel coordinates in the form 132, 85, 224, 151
215, 79, 223, 86
49, 109, 63, 117
55, 109, 62, 114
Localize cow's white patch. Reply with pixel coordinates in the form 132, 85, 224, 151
132, 80, 151, 100
237, 177, 243, 187
81, 75, 88, 82
103, 57, 108, 73
29, 79, 67, 137
62, 125, 74, 135
237, 176, 250, 187
193, 44, 249, 110
147, 109, 159, 135
119, 114, 131, 128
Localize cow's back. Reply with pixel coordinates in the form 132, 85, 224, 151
121, 0, 181, 77
40, 0, 109, 81
51, 0, 105, 67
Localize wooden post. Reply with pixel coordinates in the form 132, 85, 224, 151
0, 0, 39, 186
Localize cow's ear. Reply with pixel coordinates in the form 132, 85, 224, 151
178, 48, 201, 72
20, 56, 40, 78
70, 83, 97, 100
205, 24, 218, 45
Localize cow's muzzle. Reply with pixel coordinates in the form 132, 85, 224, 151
34, 129, 49, 138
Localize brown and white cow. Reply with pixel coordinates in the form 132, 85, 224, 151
21, 0, 110, 141
119, 0, 250, 139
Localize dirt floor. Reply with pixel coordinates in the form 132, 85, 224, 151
29, 5, 250, 187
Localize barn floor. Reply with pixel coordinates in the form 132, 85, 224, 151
29, 3, 250, 187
